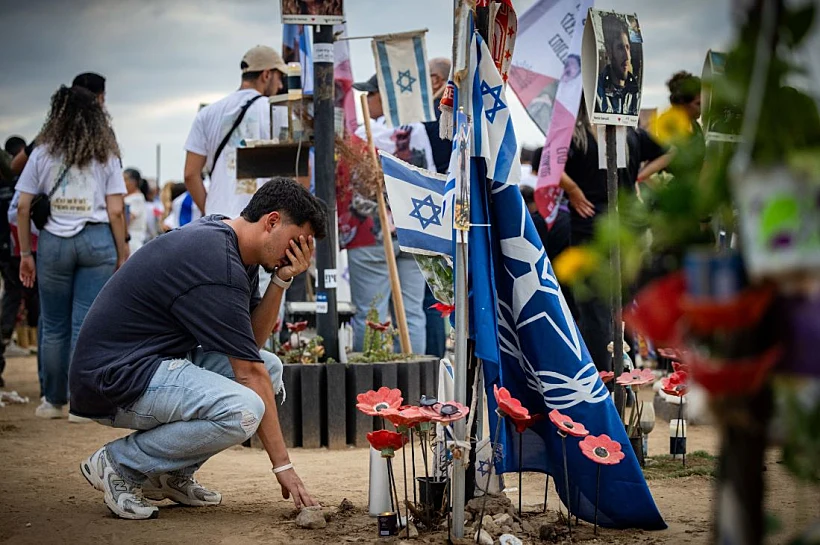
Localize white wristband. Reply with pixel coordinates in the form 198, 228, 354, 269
272, 272, 293, 290
272, 463, 294, 474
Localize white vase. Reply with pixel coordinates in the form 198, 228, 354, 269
368, 446, 392, 516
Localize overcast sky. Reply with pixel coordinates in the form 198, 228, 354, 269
0, 0, 749, 183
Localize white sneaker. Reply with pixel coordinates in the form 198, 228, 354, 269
35, 401, 64, 419
143, 474, 222, 507
81, 447, 158, 520
68, 413, 93, 424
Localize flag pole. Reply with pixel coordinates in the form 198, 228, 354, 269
606, 126, 625, 414
450, 0, 472, 538
359, 94, 413, 355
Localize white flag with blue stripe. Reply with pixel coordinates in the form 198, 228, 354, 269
462, 30, 521, 186
379, 151, 452, 259
372, 30, 436, 127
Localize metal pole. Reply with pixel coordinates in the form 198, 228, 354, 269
452, 229, 468, 537
605, 125, 625, 413
313, 24, 339, 361
155, 143, 161, 188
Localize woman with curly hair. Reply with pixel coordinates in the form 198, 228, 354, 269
16, 84, 128, 420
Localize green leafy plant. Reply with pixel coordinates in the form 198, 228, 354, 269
349, 304, 409, 363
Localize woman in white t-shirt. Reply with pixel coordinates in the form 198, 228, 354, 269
123, 168, 147, 253
16, 84, 129, 420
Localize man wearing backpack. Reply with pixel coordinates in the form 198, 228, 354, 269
183, 45, 286, 220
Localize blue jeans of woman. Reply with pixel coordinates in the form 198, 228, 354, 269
37, 223, 116, 405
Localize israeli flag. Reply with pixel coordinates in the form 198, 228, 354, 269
372, 30, 436, 127
379, 151, 452, 258
462, 30, 521, 186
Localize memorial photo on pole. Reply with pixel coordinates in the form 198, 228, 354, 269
582, 9, 643, 126
281, 0, 344, 25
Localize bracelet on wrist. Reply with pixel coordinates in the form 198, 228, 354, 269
21, 251, 32, 257
272, 463, 293, 474
271, 271, 293, 290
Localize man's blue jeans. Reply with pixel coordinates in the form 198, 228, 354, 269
38, 224, 116, 405
98, 348, 284, 486
347, 243, 427, 354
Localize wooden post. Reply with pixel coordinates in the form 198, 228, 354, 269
358, 93, 413, 355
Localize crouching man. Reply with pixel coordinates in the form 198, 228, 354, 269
69, 178, 325, 519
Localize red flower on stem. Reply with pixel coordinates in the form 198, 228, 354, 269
615, 368, 656, 387
382, 406, 430, 429
661, 371, 689, 397
273, 319, 282, 334
367, 429, 407, 458
548, 409, 589, 438
493, 385, 529, 420
430, 303, 455, 318
599, 371, 615, 384
365, 320, 391, 332
658, 347, 683, 360
579, 434, 626, 465
672, 361, 691, 374
286, 321, 308, 333
420, 401, 470, 424
356, 387, 403, 416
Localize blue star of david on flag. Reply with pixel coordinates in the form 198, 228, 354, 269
409, 194, 443, 230
480, 81, 506, 123
396, 70, 417, 93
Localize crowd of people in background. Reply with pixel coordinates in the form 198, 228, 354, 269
0, 48, 705, 417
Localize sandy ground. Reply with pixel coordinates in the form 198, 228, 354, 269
1, 355, 817, 545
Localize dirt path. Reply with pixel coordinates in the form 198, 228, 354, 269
0, 356, 815, 544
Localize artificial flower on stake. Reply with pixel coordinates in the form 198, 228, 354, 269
382, 406, 430, 432
366, 319, 391, 332
430, 302, 455, 318
419, 401, 470, 424
489, 385, 543, 516
356, 387, 403, 417
367, 430, 406, 526
579, 434, 626, 536
616, 369, 657, 440
599, 370, 615, 384
286, 320, 309, 352
548, 408, 589, 536
661, 370, 690, 468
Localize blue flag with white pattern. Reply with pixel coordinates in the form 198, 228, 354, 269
372, 30, 436, 127
458, 30, 666, 530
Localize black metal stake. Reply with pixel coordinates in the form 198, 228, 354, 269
594, 464, 601, 536
677, 400, 686, 467
410, 427, 418, 505
387, 458, 402, 532
561, 432, 573, 541
518, 431, 523, 516
543, 474, 550, 513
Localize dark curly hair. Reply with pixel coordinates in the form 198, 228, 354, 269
37, 85, 120, 168
667, 71, 701, 105
241, 177, 328, 239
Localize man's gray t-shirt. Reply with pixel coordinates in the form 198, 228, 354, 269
70, 215, 263, 418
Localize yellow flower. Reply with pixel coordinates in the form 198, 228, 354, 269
650, 106, 692, 146
553, 247, 600, 285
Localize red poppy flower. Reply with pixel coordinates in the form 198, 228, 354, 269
367, 429, 408, 458
420, 401, 470, 424
661, 370, 689, 397
548, 409, 589, 438
281, 341, 292, 352
273, 319, 282, 333
430, 303, 455, 318
510, 412, 544, 434
615, 368, 656, 387
671, 361, 691, 374
658, 347, 683, 360
286, 321, 309, 333
493, 384, 529, 420
381, 406, 430, 429
356, 387, 403, 416
624, 273, 686, 345
365, 320, 391, 332
579, 434, 626, 465
599, 371, 615, 384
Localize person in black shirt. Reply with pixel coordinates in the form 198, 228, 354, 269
563, 103, 665, 373
72, 179, 326, 520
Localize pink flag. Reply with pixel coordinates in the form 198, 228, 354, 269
333, 24, 357, 136
508, 0, 591, 226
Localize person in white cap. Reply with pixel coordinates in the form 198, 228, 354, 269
183, 45, 287, 220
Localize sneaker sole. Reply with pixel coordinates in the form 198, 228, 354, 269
143, 488, 221, 507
